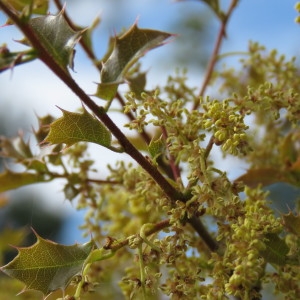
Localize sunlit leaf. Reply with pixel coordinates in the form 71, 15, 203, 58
1, 232, 96, 297
29, 8, 84, 71
96, 23, 174, 100
43, 107, 112, 148
0, 169, 48, 192
148, 136, 165, 160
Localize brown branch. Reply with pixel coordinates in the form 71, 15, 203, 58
0, 1, 218, 252
0, 1, 185, 202
193, 0, 238, 110
188, 216, 218, 252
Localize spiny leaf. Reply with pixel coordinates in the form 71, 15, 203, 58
29, 8, 83, 71
43, 107, 112, 148
0, 169, 48, 192
1, 232, 96, 297
96, 23, 174, 100
0, 134, 32, 160
0, 228, 28, 260
0, 134, 48, 172
282, 212, 300, 237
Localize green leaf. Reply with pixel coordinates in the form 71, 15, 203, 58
260, 233, 289, 266
96, 23, 174, 100
3, 0, 48, 15
127, 71, 147, 99
43, 107, 112, 148
0, 228, 28, 264
282, 212, 300, 237
148, 136, 165, 160
0, 44, 37, 73
0, 135, 32, 161
1, 232, 96, 297
0, 133, 48, 172
29, 8, 83, 71
0, 169, 48, 192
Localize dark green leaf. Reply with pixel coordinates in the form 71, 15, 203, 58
29, 8, 83, 71
43, 107, 112, 148
96, 23, 174, 100
1, 232, 96, 297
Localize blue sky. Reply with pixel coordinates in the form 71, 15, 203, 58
0, 0, 299, 243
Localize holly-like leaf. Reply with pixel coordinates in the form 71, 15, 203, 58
0, 228, 28, 262
1, 232, 96, 297
96, 23, 174, 100
0, 134, 48, 172
0, 134, 32, 161
0, 169, 48, 193
282, 212, 300, 237
43, 107, 112, 148
29, 8, 83, 71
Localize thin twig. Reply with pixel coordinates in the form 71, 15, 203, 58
161, 126, 181, 181
0, 1, 185, 202
0, 1, 218, 252
193, 0, 238, 110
